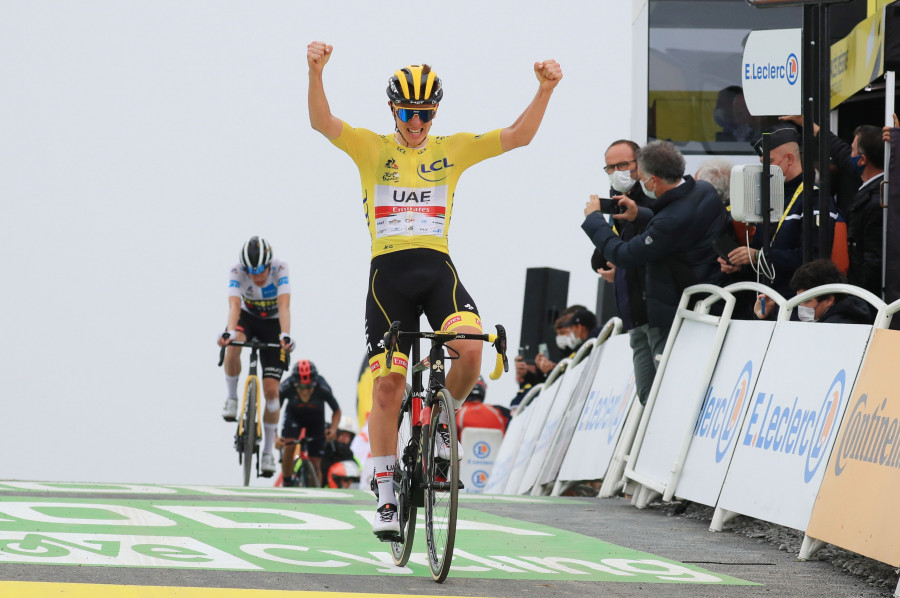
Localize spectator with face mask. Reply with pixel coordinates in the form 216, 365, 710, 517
780, 115, 884, 297
582, 140, 730, 381
754, 259, 875, 324
590, 139, 659, 405
533, 305, 590, 377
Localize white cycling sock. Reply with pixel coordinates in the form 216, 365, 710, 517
264, 423, 277, 454
225, 375, 239, 400
372, 455, 396, 507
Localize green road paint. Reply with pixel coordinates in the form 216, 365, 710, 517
0, 482, 553, 503
0, 491, 754, 586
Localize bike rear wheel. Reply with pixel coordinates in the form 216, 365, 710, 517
297, 459, 320, 488
424, 388, 458, 582
242, 378, 258, 486
391, 385, 417, 567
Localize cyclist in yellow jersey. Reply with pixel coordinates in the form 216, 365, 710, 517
307, 40, 561, 537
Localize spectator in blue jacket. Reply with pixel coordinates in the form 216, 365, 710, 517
581, 140, 729, 380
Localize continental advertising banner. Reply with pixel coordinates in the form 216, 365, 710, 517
558, 334, 637, 484
675, 320, 776, 507
717, 322, 872, 532
806, 329, 900, 567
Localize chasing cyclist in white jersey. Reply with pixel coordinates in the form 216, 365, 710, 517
217, 236, 295, 476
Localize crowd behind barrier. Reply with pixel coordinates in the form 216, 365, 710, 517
485, 282, 900, 598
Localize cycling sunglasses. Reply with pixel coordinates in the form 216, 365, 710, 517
244, 264, 268, 275
395, 107, 435, 123
298, 383, 315, 390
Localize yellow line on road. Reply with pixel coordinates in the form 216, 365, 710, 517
0, 581, 477, 598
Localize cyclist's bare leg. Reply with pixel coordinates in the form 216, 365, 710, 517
445, 325, 483, 409
281, 443, 296, 480
222, 330, 248, 377
309, 456, 323, 487
369, 371, 406, 457
262, 378, 280, 424
262, 377, 280, 457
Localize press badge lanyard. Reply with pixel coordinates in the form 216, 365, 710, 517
772, 182, 804, 243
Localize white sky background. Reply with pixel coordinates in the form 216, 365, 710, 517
1, 2, 633, 486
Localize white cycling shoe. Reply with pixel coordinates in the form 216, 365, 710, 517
260, 452, 277, 476
372, 503, 400, 537
221, 397, 238, 422
434, 423, 464, 460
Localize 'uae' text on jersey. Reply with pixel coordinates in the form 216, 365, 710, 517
331, 123, 503, 258
227, 258, 290, 319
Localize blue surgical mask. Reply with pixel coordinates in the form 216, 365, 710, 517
850, 154, 865, 177
640, 176, 657, 200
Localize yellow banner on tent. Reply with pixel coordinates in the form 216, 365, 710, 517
829, 0, 894, 107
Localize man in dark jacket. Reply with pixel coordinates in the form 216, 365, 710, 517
830, 125, 884, 297
721, 127, 839, 301
591, 139, 657, 405
582, 140, 729, 380
755, 259, 875, 324
779, 116, 884, 297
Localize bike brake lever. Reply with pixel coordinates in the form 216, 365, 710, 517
495, 325, 509, 372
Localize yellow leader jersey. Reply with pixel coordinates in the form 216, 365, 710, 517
331, 123, 504, 258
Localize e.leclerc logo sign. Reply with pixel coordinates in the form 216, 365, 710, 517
742, 28, 801, 116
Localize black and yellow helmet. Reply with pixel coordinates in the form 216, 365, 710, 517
386, 64, 443, 105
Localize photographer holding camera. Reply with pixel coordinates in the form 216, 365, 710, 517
583, 141, 729, 405
590, 139, 657, 405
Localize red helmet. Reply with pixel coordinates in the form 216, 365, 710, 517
327, 460, 362, 488
294, 359, 317, 386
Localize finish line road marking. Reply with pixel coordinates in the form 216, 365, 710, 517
1, 582, 456, 598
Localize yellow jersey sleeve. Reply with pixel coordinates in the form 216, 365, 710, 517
331, 122, 503, 258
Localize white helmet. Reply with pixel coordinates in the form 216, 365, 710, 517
338, 416, 359, 436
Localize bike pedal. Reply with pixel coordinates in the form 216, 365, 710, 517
259, 471, 274, 478
374, 530, 402, 543
223, 415, 237, 423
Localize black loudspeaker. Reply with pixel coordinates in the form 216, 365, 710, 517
595, 278, 618, 329
519, 267, 570, 363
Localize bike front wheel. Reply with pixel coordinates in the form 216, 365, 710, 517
242, 378, 258, 486
391, 384, 417, 567
424, 387, 458, 582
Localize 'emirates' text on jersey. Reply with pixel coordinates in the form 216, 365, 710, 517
331, 123, 504, 258
228, 258, 291, 319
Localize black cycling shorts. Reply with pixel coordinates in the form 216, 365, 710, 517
236, 311, 287, 380
365, 248, 481, 366
281, 410, 326, 457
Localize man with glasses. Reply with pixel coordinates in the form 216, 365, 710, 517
306, 40, 562, 537
590, 139, 657, 405
582, 141, 729, 366
217, 236, 294, 476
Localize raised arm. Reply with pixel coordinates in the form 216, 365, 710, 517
307, 41, 343, 140
499, 60, 563, 152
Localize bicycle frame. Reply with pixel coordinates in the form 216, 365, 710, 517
384, 320, 508, 582
218, 338, 284, 484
